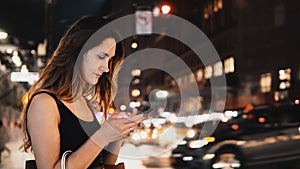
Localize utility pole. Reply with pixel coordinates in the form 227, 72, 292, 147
44, 0, 54, 59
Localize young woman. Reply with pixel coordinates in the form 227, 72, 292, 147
21, 16, 147, 169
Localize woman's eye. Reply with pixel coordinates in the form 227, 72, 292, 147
97, 54, 106, 60
97, 53, 109, 60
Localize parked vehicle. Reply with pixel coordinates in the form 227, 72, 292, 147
170, 103, 300, 169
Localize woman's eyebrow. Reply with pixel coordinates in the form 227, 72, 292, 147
103, 52, 116, 59
99, 52, 109, 57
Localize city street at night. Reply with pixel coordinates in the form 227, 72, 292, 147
1, 0, 300, 169
2, 138, 300, 169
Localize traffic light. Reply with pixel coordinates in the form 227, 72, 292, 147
160, 3, 172, 14
108, 107, 115, 115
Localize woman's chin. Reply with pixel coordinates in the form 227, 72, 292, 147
93, 78, 100, 84
85, 78, 98, 85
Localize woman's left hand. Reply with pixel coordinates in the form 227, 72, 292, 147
112, 112, 148, 135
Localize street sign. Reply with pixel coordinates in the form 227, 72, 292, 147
135, 10, 152, 35
10, 72, 39, 83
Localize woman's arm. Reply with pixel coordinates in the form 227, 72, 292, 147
27, 93, 147, 169
102, 139, 124, 164
27, 93, 108, 169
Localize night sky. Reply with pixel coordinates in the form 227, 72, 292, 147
0, 0, 110, 48
0, 0, 44, 45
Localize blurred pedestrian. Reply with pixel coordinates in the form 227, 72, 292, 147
0, 119, 11, 163
20, 16, 147, 169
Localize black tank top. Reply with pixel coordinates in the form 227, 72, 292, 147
31, 91, 103, 168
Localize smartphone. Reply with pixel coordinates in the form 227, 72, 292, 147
136, 108, 153, 115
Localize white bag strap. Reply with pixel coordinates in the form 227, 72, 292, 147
61, 150, 72, 169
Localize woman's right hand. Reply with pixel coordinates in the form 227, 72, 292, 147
94, 113, 147, 144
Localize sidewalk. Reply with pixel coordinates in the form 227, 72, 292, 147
0, 140, 173, 169
0, 140, 34, 169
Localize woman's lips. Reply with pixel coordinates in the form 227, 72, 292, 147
95, 73, 102, 78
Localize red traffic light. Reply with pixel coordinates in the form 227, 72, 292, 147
161, 3, 172, 14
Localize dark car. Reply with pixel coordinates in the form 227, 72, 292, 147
170, 103, 300, 169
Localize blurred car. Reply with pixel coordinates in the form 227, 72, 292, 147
170, 103, 300, 169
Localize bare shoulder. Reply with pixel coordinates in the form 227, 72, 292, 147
29, 93, 57, 112
27, 93, 60, 124
30, 92, 56, 105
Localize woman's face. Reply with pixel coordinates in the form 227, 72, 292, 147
81, 37, 116, 85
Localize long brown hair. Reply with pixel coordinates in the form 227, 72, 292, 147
21, 16, 124, 152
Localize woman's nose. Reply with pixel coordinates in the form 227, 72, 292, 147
99, 61, 109, 72
101, 66, 109, 73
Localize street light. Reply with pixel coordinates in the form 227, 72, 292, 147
161, 3, 172, 14
0, 31, 8, 39
131, 41, 138, 49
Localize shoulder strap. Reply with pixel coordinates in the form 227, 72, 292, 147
31, 90, 58, 102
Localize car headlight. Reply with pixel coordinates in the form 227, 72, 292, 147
188, 137, 215, 149
189, 139, 208, 148
172, 153, 183, 158
203, 154, 215, 160
178, 140, 188, 145
186, 129, 197, 138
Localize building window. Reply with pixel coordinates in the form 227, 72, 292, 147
189, 73, 195, 83
214, 61, 223, 77
279, 68, 291, 81
260, 73, 272, 93
224, 57, 234, 74
177, 77, 182, 86
278, 68, 291, 90
183, 75, 189, 85
196, 69, 203, 82
204, 65, 213, 79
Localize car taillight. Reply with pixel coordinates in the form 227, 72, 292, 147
231, 124, 239, 131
